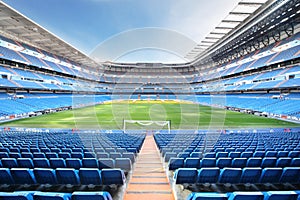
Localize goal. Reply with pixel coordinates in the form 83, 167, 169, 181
123, 120, 171, 133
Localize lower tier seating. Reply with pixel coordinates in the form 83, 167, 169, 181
174, 167, 300, 185
187, 191, 300, 200
0, 191, 113, 200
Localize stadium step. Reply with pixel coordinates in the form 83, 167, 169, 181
124, 135, 175, 200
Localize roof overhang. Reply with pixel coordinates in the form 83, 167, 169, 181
0, 1, 102, 70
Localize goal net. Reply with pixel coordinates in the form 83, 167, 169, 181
123, 120, 171, 133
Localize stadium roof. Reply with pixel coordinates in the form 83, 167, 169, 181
0, 0, 296, 68
0, 1, 101, 69
185, 0, 271, 61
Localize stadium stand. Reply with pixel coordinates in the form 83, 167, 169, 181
0, 0, 299, 199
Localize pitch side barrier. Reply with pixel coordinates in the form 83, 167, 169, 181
0, 127, 299, 134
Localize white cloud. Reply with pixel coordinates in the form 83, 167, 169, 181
163, 0, 241, 43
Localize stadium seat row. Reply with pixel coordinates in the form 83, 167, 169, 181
174, 167, 300, 184
168, 157, 300, 170
163, 150, 300, 159
0, 191, 113, 200
0, 167, 126, 186
0, 157, 132, 171
0, 151, 135, 162
187, 191, 300, 200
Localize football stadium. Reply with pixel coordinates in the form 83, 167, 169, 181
0, 0, 299, 199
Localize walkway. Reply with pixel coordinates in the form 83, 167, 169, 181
123, 135, 175, 200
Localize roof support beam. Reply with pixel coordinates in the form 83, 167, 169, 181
238, 2, 264, 6
215, 27, 234, 30
229, 11, 252, 15
222, 19, 243, 23
210, 32, 227, 35
201, 41, 215, 44
205, 37, 221, 40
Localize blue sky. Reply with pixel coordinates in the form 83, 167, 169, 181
3, 0, 240, 63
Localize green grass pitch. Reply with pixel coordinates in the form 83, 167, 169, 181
1, 100, 299, 129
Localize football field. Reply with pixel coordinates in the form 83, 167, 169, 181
1, 100, 298, 129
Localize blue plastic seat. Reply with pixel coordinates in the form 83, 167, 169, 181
82, 158, 99, 168
168, 158, 184, 170
109, 152, 122, 160
261, 157, 277, 168
0, 168, 14, 184
240, 167, 262, 184
50, 148, 61, 153
164, 152, 177, 162
97, 153, 109, 159
33, 192, 72, 200
79, 168, 102, 185
0, 191, 34, 200
187, 192, 228, 200
253, 151, 266, 158
265, 151, 277, 157
71, 152, 83, 159
2, 158, 18, 168
241, 152, 253, 158
33, 158, 50, 168
276, 158, 291, 167
231, 158, 247, 168
174, 168, 198, 184
17, 158, 34, 168
50, 158, 66, 169
122, 152, 135, 163
9, 153, 21, 159
101, 169, 126, 185
263, 191, 298, 200
204, 152, 216, 158
197, 167, 220, 184
290, 158, 300, 167
190, 152, 202, 158
217, 158, 232, 169
0, 152, 9, 159
66, 158, 82, 169
115, 158, 132, 172
21, 152, 33, 159
178, 152, 190, 159
277, 151, 289, 158
247, 158, 262, 167
58, 152, 71, 159
105, 148, 116, 153
200, 158, 216, 168
288, 151, 300, 158
184, 158, 200, 168
259, 168, 282, 183
84, 152, 96, 158
33, 168, 58, 184
228, 191, 264, 200
45, 152, 58, 159
11, 168, 36, 184
279, 167, 300, 183
229, 152, 241, 159
216, 152, 228, 158
40, 148, 51, 153
61, 148, 72, 153
72, 191, 113, 200
30, 148, 40, 153
99, 158, 115, 169
56, 168, 80, 185
33, 152, 46, 158
218, 168, 242, 184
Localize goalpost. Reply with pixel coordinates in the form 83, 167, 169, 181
123, 120, 171, 134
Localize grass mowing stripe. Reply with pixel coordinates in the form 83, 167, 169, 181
0, 101, 299, 129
